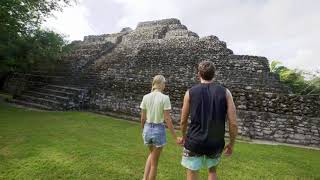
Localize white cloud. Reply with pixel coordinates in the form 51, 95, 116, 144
114, 0, 181, 29
287, 49, 319, 71
229, 41, 261, 56
43, 2, 96, 41
43, 0, 320, 72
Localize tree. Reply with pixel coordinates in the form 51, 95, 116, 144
0, 0, 75, 71
0, 0, 74, 89
270, 61, 320, 95
0, 0, 72, 35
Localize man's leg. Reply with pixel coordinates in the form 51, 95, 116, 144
182, 149, 202, 180
187, 169, 199, 180
143, 146, 154, 180
208, 166, 217, 180
148, 147, 163, 180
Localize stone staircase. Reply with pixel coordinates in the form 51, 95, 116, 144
6, 37, 124, 111
6, 42, 108, 111
11, 84, 89, 111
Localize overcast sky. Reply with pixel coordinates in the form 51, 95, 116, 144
44, 0, 320, 72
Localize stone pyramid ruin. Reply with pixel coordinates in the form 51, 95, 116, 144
4, 18, 320, 147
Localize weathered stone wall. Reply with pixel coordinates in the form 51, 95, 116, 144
233, 91, 320, 117
88, 81, 320, 146
5, 18, 320, 147
237, 111, 320, 146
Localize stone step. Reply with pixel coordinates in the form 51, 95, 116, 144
17, 94, 64, 109
30, 71, 73, 76
24, 91, 70, 102
37, 88, 75, 97
46, 85, 85, 93
10, 99, 53, 110
24, 71, 99, 78
20, 74, 98, 87
17, 73, 66, 80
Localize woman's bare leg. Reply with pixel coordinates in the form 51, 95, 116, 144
143, 146, 154, 180
208, 167, 217, 180
187, 169, 199, 180
148, 147, 163, 180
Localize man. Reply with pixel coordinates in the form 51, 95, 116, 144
179, 61, 238, 180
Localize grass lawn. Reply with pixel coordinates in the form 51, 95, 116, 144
0, 102, 319, 180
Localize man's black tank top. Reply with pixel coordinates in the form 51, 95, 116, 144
184, 83, 227, 156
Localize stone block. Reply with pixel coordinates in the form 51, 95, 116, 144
294, 134, 306, 140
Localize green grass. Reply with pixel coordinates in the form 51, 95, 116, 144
0, 102, 319, 180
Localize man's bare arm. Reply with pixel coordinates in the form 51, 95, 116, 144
226, 89, 238, 146
140, 110, 147, 128
180, 90, 190, 139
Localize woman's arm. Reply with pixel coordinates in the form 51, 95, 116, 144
164, 110, 177, 141
141, 110, 147, 128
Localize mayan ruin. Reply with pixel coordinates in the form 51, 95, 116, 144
3, 18, 320, 147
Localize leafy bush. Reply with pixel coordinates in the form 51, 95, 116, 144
270, 61, 320, 95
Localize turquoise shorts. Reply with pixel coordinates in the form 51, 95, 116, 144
181, 148, 221, 171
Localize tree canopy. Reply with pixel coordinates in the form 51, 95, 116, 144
1, 0, 72, 34
0, 0, 73, 73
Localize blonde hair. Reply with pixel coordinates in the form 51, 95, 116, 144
151, 75, 166, 92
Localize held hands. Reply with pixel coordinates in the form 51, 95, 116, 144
176, 137, 185, 146
224, 143, 234, 157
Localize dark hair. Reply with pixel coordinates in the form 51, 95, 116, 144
198, 61, 216, 80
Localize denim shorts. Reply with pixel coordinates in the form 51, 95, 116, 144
142, 122, 166, 147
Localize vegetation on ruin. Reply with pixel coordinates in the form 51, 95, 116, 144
0, 0, 74, 75
0, 102, 319, 179
270, 61, 320, 95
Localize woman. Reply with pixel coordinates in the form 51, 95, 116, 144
140, 75, 178, 180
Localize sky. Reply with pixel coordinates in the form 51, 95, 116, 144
44, 0, 320, 72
